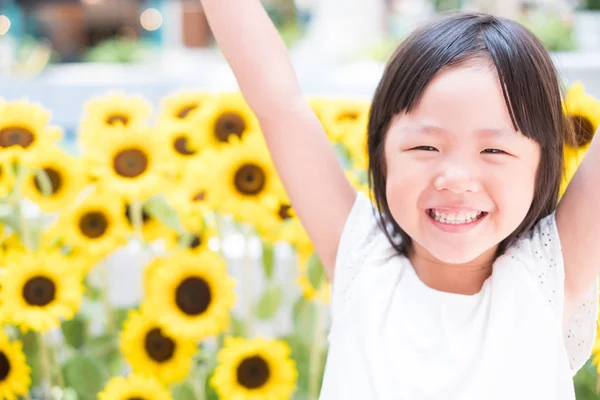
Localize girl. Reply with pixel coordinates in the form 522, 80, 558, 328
202, 2, 600, 399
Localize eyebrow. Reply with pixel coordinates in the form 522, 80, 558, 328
397, 123, 515, 138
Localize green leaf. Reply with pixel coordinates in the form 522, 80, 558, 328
63, 388, 79, 400
262, 241, 275, 280
19, 331, 42, 388
292, 296, 316, 345
113, 308, 132, 331
229, 314, 246, 337
35, 169, 53, 197
256, 285, 282, 320
144, 195, 184, 232
307, 253, 325, 291
61, 316, 87, 349
172, 382, 196, 400
62, 355, 108, 400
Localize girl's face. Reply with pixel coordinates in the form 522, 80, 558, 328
384, 64, 541, 265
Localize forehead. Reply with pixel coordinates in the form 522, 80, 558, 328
390, 64, 519, 139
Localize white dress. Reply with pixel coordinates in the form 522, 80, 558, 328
319, 193, 598, 400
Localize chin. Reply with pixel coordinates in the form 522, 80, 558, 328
421, 242, 489, 265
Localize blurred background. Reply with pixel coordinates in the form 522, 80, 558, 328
0, 0, 599, 399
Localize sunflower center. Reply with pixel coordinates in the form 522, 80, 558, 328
22, 276, 56, 307
144, 328, 176, 363
0, 352, 10, 381
106, 114, 129, 126
125, 204, 151, 226
126, 398, 145, 400
173, 136, 196, 156
0, 126, 35, 148
113, 148, 148, 178
234, 164, 266, 196
214, 112, 245, 142
278, 204, 292, 221
570, 115, 595, 147
192, 191, 206, 202
34, 168, 62, 195
236, 355, 270, 389
177, 105, 198, 119
175, 277, 211, 316
79, 211, 109, 239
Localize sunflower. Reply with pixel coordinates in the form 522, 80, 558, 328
563, 82, 600, 148
168, 149, 221, 218
56, 190, 129, 257
120, 310, 197, 385
98, 374, 172, 400
343, 121, 369, 170
0, 157, 15, 197
143, 250, 235, 341
297, 250, 331, 303
163, 213, 216, 255
0, 331, 31, 400
560, 145, 588, 198
325, 98, 370, 143
79, 92, 152, 138
155, 119, 204, 174
345, 169, 372, 201
0, 249, 84, 332
0, 100, 62, 161
20, 145, 87, 212
210, 337, 297, 400
85, 125, 171, 202
124, 200, 173, 243
211, 132, 281, 224
191, 92, 259, 147
158, 90, 213, 121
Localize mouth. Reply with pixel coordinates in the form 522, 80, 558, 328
427, 208, 488, 226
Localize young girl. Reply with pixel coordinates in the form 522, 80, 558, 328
202, 2, 600, 399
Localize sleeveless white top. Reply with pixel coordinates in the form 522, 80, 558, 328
320, 193, 598, 400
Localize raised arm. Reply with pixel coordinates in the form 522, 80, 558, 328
202, 0, 356, 276
558, 127, 600, 319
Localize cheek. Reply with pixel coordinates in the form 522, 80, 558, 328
385, 157, 426, 225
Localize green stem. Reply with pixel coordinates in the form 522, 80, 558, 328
48, 339, 64, 389
100, 262, 115, 334
242, 224, 253, 337
308, 301, 324, 400
38, 333, 52, 394
14, 164, 32, 251
130, 200, 144, 243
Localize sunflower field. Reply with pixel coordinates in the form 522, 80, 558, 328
0, 82, 596, 400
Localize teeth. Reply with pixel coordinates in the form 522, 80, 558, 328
430, 209, 483, 225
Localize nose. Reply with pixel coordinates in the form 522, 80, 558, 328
433, 161, 480, 194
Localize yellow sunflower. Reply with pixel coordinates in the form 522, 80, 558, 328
0, 331, 31, 400
56, 190, 129, 257
155, 119, 204, 174
211, 132, 281, 224
343, 121, 369, 171
163, 213, 216, 255
158, 90, 213, 121
191, 92, 259, 147
0, 157, 15, 197
345, 169, 372, 201
563, 82, 600, 149
0, 249, 84, 332
0, 100, 62, 161
123, 200, 173, 243
325, 98, 370, 143
20, 145, 87, 212
210, 337, 297, 400
98, 374, 172, 400
85, 125, 171, 201
168, 149, 221, 218
142, 250, 236, 341
120, 310, 197, 385
79, 92, 152, 139
560, 145, 588, 198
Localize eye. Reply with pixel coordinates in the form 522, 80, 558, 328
412, 146, 438, 152
482, 148, 507, 155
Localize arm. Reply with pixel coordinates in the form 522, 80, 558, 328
202, 0, 356, 276
558, 128, 600, 320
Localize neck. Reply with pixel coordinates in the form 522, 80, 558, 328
407, 243, 497, 296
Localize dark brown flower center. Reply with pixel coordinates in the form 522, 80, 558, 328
0, 352, 10, 381
144, 328, 176, 363
79, 211, 109, 239
106, 114, 129, 126
177, 105, 198, 119
126, 398, 145, 400
192, 191, 206, 202
22, 276, 56, 307
569, 115, 595, 147
236, 355, 270, 389
125, 204, 151, 226
173, 136, 196, 156
175, 277, 211, 316
34, 168, 62, 195
0, 126, 35, 148
214, 112, 245, 142
338, 111, 359, 122
278, 204, 293, 221
113, 148, 148, 178
234, 164, 266, 196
